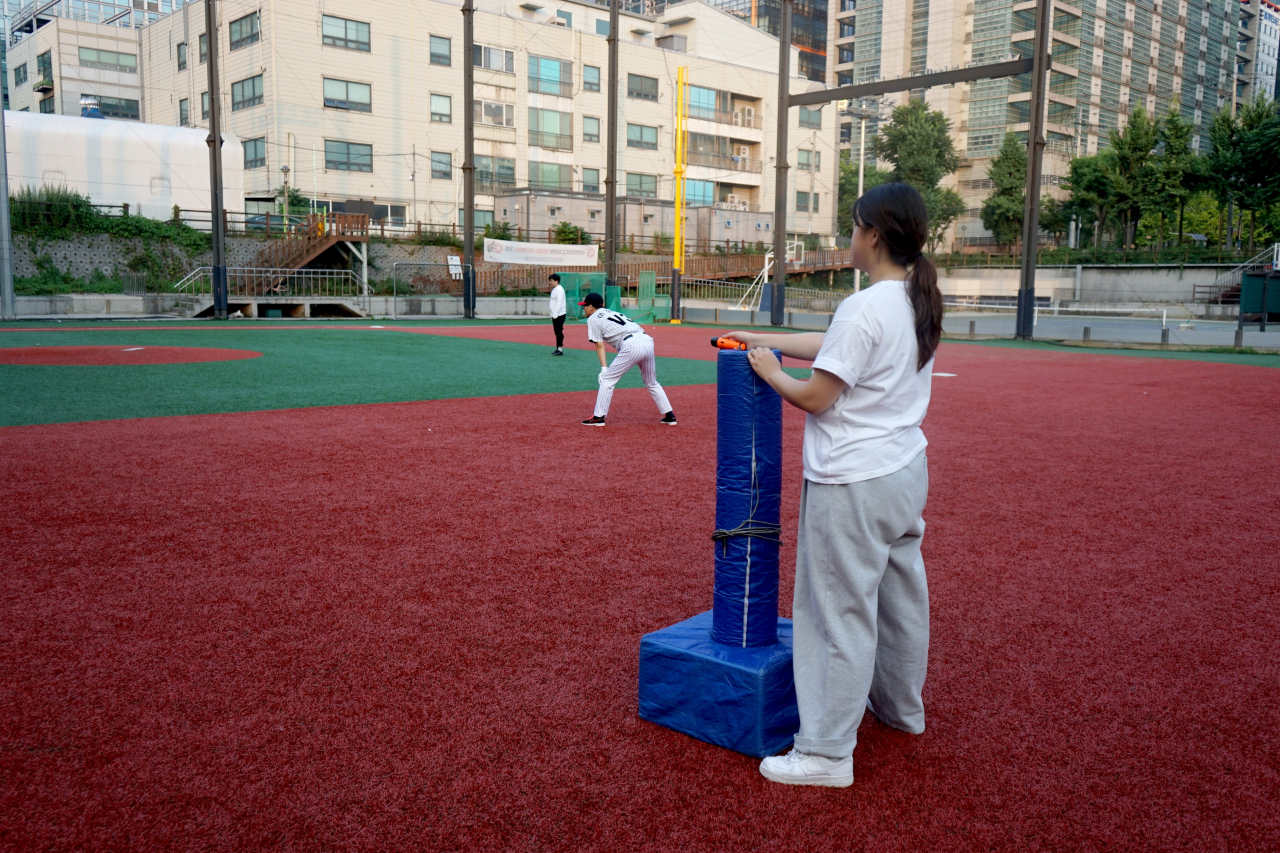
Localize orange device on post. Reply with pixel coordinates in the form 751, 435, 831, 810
710, 337, 749, 351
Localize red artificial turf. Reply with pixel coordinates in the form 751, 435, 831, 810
0, 345, 261, 365
2, 344, 1278, 851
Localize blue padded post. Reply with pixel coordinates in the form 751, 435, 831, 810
712, 350, 783, 646
637, 349, 797, 757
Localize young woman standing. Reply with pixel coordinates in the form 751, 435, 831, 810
724, 183, 944, 788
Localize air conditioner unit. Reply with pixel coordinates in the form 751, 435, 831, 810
732, 111, 742, 125
743, 107, 755, 121
738, 146, 750, 158
726, 193, 741, 204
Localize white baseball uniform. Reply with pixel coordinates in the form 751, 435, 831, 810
586, 309, 672, 418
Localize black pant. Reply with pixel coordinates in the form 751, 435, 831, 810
552, 314, 566, 348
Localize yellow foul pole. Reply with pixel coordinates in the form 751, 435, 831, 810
673, 66, 688, 276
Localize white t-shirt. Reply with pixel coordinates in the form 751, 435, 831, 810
803, 280, 932, 484
549, 284, 566, 318
586, 308, 645, 350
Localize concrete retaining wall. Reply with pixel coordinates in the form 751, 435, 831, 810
938, 265, 1232, 303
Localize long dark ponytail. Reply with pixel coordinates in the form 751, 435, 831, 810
852, 183, 943, 371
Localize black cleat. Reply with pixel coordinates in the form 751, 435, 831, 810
581, 415, 606, 426
660, 412, 678, 425
552, 349, 564, 356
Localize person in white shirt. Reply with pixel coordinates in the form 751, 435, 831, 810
578, 292, 676, 426
548, 273, 567, 356
723, 183, 943, 789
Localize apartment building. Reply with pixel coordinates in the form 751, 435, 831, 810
699, 0, 833, 82
1242, 0, 1280, 99
132, 0, 837, 241
5, 17, 147, 118
830, 0, 1251, 245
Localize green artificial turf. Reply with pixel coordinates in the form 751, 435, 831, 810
0, 327, 730, 426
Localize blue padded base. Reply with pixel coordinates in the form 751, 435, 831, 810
638, 610, 799, 758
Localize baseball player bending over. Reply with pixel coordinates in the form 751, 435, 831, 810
578, 292, 677, 427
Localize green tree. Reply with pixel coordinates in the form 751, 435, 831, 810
552, 221, 592, 244
979, 132, 1027, 251
836, 155, 892, 237
1039, 196, 1070, 245
1108, 106, 1160, 249
1205, 107, 1243, 249
275, 184, 308, 217
872, 100, 961, 189
1150, 101, 1198, 247
922, 187, 965, 252
1235, 96, 1280, 254
1064, 152, 1118, 250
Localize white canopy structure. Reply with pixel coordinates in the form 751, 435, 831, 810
3, 111, 244, 223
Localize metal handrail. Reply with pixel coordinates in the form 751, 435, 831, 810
1194, 243, 1276, 303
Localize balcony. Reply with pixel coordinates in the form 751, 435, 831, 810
528, 130, 572, 151
529, 77, 573, 98
687, 105, 763, 130
476, 180, 517, 196
688, 151, 762, 172
32, 78, 53, 94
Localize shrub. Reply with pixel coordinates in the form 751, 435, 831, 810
552, 221, 592, 245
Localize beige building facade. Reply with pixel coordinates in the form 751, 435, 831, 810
122, 0, 836, 242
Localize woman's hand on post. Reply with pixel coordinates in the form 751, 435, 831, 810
722, 331, 756, 349
747, 346, 783, 381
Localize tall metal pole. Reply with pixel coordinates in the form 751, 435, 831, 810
462, 0, 476, 319
770, 0, 793, 326
204, 0, 228, 319
1015, 0, 1050, 339
604, 0, 620, 286
0, 103, 15, 321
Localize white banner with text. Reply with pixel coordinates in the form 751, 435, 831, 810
483, 239, 598, 267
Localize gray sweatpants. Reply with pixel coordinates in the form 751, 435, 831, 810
791, 450, 930, 760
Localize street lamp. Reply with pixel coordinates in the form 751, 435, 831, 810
280, 165, 291, 223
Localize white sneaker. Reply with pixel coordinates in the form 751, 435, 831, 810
759, 748, 853, 788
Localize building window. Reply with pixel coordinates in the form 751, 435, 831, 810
583, 116, 600, 143
799, 106, 822, 128
687, 85, 724, 120
325, 140, 373, 172
93, 95, 140, 120
36, 51, 53, 83
797, 149, 820, 171
838, 72, 853, 86
627, 173, 657, 197
557, 10, 572, 26
627, 123, 658, 149
430, 35, 451, 66
628, 73, 658, 100
78, 48, 136, 72
231, 75, 264, 111
430, 94, 451, 122
686, 179, 714, 207
475, 155, 515, 186
796, 191, 809, 212
583, 167, 600, 193
230, 12, 261, 50
201, 91, 209, 119
323, 78, 371, 112
841, 0, 856, 9
39, 96, 55, 114
13, 64, 26, 85
839, 20, 856, 38
529, 162, 572, 190
322, 15, 371, 52
528, 108, 573, 150
838, 46, 854, 63
473, 44, 515, 72
431, 151, 452, 179
584, 65, 601, 92
529, 55, 572, 97
595, 19, 609, 36
179, 98, 190, 126
176, 43, 187, 71
199, 34, 208, 63
244, 137, 266, 169
474, 99, 515, 127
